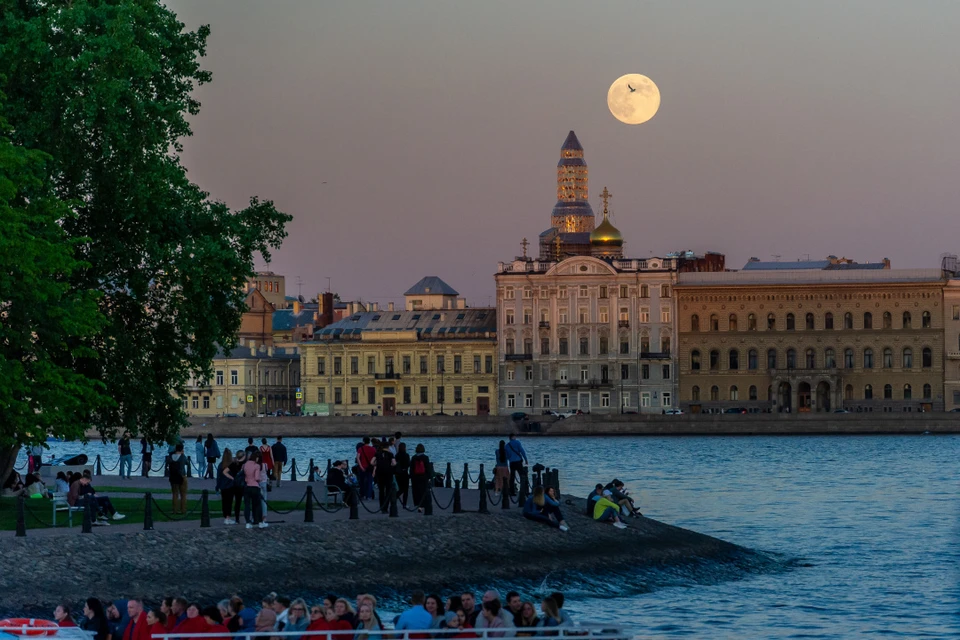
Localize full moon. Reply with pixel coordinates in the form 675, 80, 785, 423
607, 74, 660, 125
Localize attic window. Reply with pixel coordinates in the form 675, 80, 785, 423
433, 314, 441, 320
412, 314, 421, 320
392, 314, 401, 320
372, 315, 381, 321
351, 315, 361, 321
477, 312, 487, 319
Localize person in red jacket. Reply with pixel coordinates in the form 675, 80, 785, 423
54, 604, 77, 628
201, 607, 230, 639
307, 606, 353, 640
123, 600, 151, 640
144, 610, 166, 640
172, 604, 209, 640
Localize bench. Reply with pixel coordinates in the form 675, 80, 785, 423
323, 486, 343, 507
52, 492, 85, 527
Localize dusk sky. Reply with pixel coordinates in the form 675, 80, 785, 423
166, 1, 960, 308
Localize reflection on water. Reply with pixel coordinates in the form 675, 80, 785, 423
17, 434, 960, 637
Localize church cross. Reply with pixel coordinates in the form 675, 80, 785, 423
600, 186, 611, 215
521, 237, 529, 258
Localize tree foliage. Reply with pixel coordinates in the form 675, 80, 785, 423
0, 0, 291, 479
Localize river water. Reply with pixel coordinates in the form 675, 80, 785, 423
14, 434, 960, 638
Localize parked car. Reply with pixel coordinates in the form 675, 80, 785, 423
833, 409, 851, 414
550, 410, 577, 419
723, 407, 748, 414
664, 408, 684, 415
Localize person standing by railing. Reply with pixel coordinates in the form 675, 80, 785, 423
194, 436, 205, 476
505, 434, 528, 497
409, 444, 431, 514
242, 450, 267, 529
140, 437, 153, 478
169, 444, 189, 515
118, 433, 133, 479
204, 434, 221, 480
271, 436, 288, 487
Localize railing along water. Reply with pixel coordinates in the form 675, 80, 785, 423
154, 625, 632, 640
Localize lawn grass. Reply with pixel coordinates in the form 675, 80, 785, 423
0, 495, 305, 531
96, 485, 204, 495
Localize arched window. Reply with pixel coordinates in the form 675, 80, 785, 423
864, 384, 873, 400
710, 385, 719, 401
767, 348, 777, 369
922, 311, 931, 328
864, 348, 874, 368
640, 284, 649, 298
825, 348, 836, 368
709, 350, 720, 370
767, 313, 776, 330
922, 347, 932, 368
923, 383, 932, 399
691, 350, 701, 371
903, 384, 912, 400
844, 348, 854, 368
902, 311, 912, 328
691, 314, 700, 332
749, 385, 758, 400
691, 385, 700, 401
805, 348, 816, 368
786, 313, 796, 331
710, 314, 719, 331
748, 349, 758, 370
767, 386, 774, 402
883, 347, 893, 368
747, 313, 757, 331
883, 384, 893, 399
730, 385, 739, 401
728, 349, 739, 370
902, 348, 913, 369
882, 311, 892, 329
844, 312, 854, 329
825, 312, 834, 329
786, 348, 797, 369
863, 312, 873, 329
729, 314, 738, 331
844, 384, 853, 401
805, 313, 815, 330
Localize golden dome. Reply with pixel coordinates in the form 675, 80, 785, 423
590, 214, 623, 246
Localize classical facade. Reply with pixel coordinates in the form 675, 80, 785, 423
675, 269, 947, 413
300, 279, 497, 416
941, 266, 960, 410
181, 344, 301, 417
243, 271, 288, 309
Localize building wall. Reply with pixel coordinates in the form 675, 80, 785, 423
239, 289, 276, 346
676, 279, 945, 413
942, 279, 960, 410
181, 352, 301, 417
496, 255, 678, 415
244, 271, 287, 310
301, 338, 498, 416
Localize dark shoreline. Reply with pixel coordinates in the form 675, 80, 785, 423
0, 500, 767, 617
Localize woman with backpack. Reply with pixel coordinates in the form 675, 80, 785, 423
216, 449, 243, 525
374, 441, 396, 513
494, 440, 510, 496
409, 443, 430, 514
394, 442, 411, 507
168, 443, 189, 514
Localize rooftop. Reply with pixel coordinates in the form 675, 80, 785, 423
272, 307, 317, 332
214, 345, 300, 360
403, 276, 459, 297
316, 308, 496, 340
560, 130, 583, 151
677, 268, 944, 287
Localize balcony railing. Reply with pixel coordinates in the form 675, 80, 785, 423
373, 372, 402, 380
539, 321, 551, 328
618, 320, 630, 328
639, 351, 672, 359
505, 353, 533, 361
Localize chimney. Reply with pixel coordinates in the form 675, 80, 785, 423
372, 302, 379, 312
250, 345, 256, 357
388, 301, 394, 311
267, 346, 274, 356
293, 299, 301, 314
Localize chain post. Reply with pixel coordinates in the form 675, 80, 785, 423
445, 462, 452, 489
478, 465, 489, 514
143, 492, 154, 530
290, 458, 297, 482
389, 482, 399, 518
15, 495, 26, 537
305, 486, 315, 523
308, 458, 316, 482
453, 479, 462, 514
463, 463, 470, 489
423, 463, 434, 516
95, 455, 102, 476
82, 496, 93, 533
349, 487, 359, 520
519, 471, 530, 506
200, 490, 210, 528
186, 456, 193, 478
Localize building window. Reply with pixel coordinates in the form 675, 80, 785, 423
542, 393, 551, 408
864, 384, 872, 400
580, 366, 589, 382
864, 312, 873, 329
765, 349, 776, 369
747, 313, 757, 331
844, 348, 854, 368
579, 337, 589, 355
420, 387, 428, 403
350, 388, 359, 404
600, 393, 611, 408
883, 348, 893, 368
806, 348, 816, 369
559, 338, 569, 355
620, 340, 629, 355
883, 384, 893, 400
786, 349, 796, 369
523, 309, 532, 325
640, 284, 649, 298
661, 284, 670, 297
334, 357, 342, 375
903, 348, 913, 368
806, 313, 815, 330
367, 356, 376, 374
579, 285, 588, 298
844, 385, 852, 401
507, 394, 516, 408
691, 386, 700, 401
903, 311, 912, 328
825, 348, 836, 368
600, 309, 609, 323
525, 366, 533, 381
641, 392, 652, 407
541, 337, 551, 355
709, 350, 720, 370
506, 368, 515, 381
620, 285, 628, 298
350, 357, 359, 375
691, 314, 700, 332
505, 311, 514, 325
922, 347, 932, 368
844, 312, 854, 329
710, 386, 719, 401
599, 337, 608, 355
437, 386, 445, 403
230, 370, 238, 385
559, 309, 568, 323
317, 388, 326, 404
864, 348, 874, 369
403, 387, 411, 404
729, 314, 738, 331
622, 391, 631, 407
505, 287, 515, 299
767, 313, 776, 330
640, 335, 650, 353
317, 358, 325, 375
420, 356, 428, 374
401, 356, 411, 374
641, 364, 650, 380
367, 387, 376, 404
215, 371, 223, 386
730, 386, 739, 401
882, 312, 892, 329
523, 287, 533, 299
559, 368, 568, 381
599, 285, 608, 299
472, 355, 480, 373
559, 393, 569, 408
661, 336, 671, 353
452, 355, 462, 373
454, 386, 463, 404
922, 311, 931, 328
191, 396, 199, 409
691, 350, 701, 371
203, 396, 210, 409
523, 393, 532, 408
710, 314, 719, 331
334, 387, 342, 404
621, 364, 630, 380
640, 307, 650, 323
825, 312, 834, 329
619, 307, 629, 322
903, 384, 912, 400
662, 392, 672, 407
505, 339, 514, 355
540, 286, 549, 299
729, 349, 739, 370
661, 308, 671, 323
923, 383, 932, 399
749, 385, 758, 400
786, 314, 795, 331
748, 349, 758, 370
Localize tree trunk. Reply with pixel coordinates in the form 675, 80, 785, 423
0, 444, 20, 489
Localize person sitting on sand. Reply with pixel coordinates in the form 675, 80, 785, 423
593, 490, 628, 529
522, 486, 570, 531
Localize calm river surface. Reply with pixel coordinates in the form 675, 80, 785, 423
17, 434, 960, 638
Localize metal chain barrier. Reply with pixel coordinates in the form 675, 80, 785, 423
266, 491, 308, 515
357, 495, 384, 514
150, 496, 203, 521
485, 489, 503, 505
400, 486, 432, 512
100, 459, 121, 472
432, 490, 455, 511
22, 502, 58, 528
310, 491, 346, 514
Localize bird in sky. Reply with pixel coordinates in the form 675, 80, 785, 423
627, 84, 636, 92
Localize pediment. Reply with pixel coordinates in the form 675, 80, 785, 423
544, 256, 618, 277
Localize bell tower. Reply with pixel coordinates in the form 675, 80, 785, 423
550, 131, 595, 233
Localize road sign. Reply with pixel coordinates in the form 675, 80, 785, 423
295, 392, 303, 399
246, 394, 254, 403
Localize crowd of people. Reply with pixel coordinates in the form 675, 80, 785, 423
51, 589, 575, 639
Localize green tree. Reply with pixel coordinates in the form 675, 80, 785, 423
0, 0, 291, 482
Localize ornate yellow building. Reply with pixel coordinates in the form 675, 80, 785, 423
675, 269, 947, 413
300, 279, 497, 416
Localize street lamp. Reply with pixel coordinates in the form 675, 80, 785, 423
619, 367, 624, 414
439, 367, 445, 415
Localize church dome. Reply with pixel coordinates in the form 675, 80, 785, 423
590, 215, 623, 247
